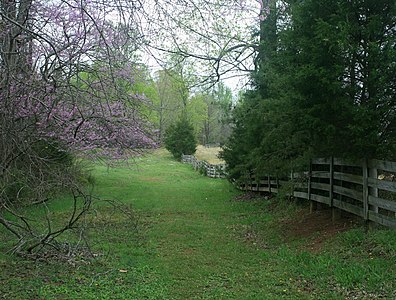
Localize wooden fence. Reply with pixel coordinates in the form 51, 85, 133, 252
181, 155, 226, 178
239, 158, 396, 229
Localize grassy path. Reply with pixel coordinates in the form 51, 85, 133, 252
1, 150, 396, 299
91, 150, 310, 299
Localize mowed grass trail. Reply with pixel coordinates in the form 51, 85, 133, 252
92, 149, 307, 299
1, 149, 396, 299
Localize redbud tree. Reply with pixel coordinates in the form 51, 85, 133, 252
0, 0, 156, 255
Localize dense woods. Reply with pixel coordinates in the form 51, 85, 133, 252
223, 0, 396, 179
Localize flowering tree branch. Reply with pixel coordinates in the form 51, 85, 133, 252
0, 0, 156, 255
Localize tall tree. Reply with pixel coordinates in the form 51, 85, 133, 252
0, 0, 156, 255
223, 0, 396, 181
154, 69, 190, 142
279, 0, 396, 160
201, 83, 233, 145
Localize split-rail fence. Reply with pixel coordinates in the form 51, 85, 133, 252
181, 155, 226, 178
239, 158, 396, 229
181, 154, 396, 229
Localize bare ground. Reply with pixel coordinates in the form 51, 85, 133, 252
280, 208, 360, 252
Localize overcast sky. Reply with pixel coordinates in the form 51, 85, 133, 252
135, 0, 261, 94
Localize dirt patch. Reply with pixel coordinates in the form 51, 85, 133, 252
281, 208, 359, 253
233, 192, 271, 202
181, 247, 196, 256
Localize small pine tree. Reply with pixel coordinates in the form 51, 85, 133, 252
164, 117, 197, 160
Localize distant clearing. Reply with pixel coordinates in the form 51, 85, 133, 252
195, 145, 224, 164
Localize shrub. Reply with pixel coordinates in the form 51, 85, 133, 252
164, 117, 197, 160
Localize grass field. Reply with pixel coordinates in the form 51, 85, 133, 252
194, 145, 224, 165
1, 149, 396, 299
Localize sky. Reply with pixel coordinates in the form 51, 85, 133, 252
135, 0, 262, 94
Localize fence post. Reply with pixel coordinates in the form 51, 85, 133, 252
368, 161, 378, 229
290, 169, 296, 202
308, 160, 316, 213
369, 163, 379, 213
256, 175, 260, 192
330, 157, 340, 221
243, 171, 248, 191
362, 159, 369, 224
276, 176, 279, 192
268, 175, 271, 194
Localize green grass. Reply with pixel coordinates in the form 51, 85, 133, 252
1, 149, 396, 299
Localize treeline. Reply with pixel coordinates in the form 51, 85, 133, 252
222, 0, 396, 180
134, 67, 234, 146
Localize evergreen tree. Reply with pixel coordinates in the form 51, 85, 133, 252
164, 117, 197, 159
279, 0, 396, 160
223, 0, 396, 181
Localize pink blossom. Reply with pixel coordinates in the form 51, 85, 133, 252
1, 0, 157, 162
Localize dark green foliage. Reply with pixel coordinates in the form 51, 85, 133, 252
223, 0, 396, 181
280, 0, 396, 160
164, 117, 197, 159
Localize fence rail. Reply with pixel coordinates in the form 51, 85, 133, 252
181, 155, 226, 178
239, 158, 396, 229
